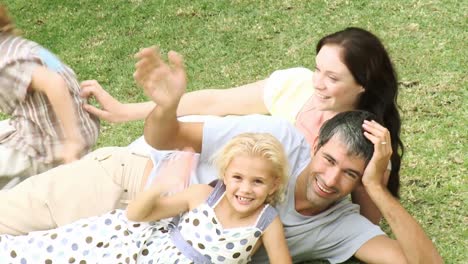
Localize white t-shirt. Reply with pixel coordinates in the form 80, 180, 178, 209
196, 114, 384, 263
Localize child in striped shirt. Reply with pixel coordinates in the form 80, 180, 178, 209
0, 4, 99, 188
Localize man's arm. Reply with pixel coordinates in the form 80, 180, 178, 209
80, 79, 267, 123
351, 169, 390, 224
355, 120, 443, 264
31, 66, 84, 163
134, 46, 204, 152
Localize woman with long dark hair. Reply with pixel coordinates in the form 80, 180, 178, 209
81, 27, 403, 224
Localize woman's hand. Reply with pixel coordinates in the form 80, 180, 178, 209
80, 80, 127, 123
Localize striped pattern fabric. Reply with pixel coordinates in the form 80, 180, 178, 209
0, 33, 99, 163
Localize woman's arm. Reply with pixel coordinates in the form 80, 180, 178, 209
259, 216, 292, 264
80, 79, 268, 123
177, 79, 268, 116
80, 80, 156, 123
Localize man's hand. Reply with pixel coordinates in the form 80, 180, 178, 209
361, 120, 392, 189
134, 46, 187, 111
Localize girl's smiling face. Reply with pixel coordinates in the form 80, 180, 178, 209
223, 155, 278, 218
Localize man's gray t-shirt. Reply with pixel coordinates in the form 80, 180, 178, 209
190, 114, 384, 263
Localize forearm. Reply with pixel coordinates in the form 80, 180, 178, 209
126, 186, 163, 221
121, 101, 156, 122
32, 67, 82, 143
47, 87, 81, 141
354, 163, 391, 224
365, 184, 443, 263
144, 102, 180, 150
352, 186, 382, 225
176, 89, 219, 116
177, 80, 268, 117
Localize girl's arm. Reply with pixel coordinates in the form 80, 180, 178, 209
259, 216, 292, 264
126, 184, 211, 222
80, 79, 268, 123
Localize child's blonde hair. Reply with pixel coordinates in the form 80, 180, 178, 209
212, 133, 289, 206
0, 4, 17, 34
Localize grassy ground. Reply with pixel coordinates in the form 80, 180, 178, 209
4, 0, 467, 263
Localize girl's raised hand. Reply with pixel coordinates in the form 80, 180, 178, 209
361, 120, 392, 188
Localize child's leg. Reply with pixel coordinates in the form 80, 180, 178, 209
0, 147, 148, 235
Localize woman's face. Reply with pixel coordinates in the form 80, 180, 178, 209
312, 44, 364, 112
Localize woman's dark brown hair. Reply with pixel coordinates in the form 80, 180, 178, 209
317, 27, 404, 198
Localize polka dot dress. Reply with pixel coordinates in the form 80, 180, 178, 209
0, 209, 152, 263
0, 182, 277, 264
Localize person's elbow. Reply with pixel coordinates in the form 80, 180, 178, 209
125, 206, 143, 222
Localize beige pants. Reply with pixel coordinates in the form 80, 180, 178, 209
0, 147, 149, 235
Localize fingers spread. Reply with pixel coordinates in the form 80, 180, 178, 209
168, 51, 184, 70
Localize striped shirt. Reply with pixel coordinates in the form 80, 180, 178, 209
0, 33, 99, 164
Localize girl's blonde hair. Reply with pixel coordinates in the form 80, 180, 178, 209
212, 133, 289, 206
0, 5, 17, 34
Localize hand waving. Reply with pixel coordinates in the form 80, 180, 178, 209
134, 46, 187, 111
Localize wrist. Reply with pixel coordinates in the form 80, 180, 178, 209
363, 181, 387, 197
153, 102, 178, 121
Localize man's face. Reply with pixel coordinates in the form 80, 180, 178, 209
303, 135, 367, 213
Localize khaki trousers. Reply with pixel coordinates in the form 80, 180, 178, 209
0, 147, 149, 235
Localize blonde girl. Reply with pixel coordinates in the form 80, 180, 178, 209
0, 133, 291, 264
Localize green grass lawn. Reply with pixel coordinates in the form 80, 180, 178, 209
4, 0, 467, 263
